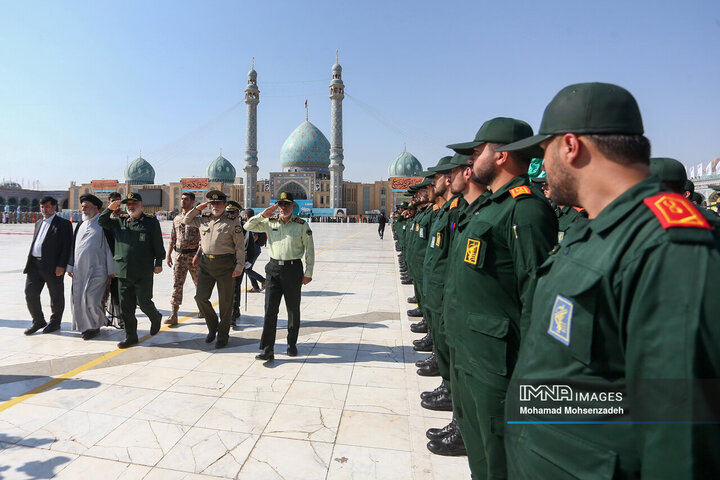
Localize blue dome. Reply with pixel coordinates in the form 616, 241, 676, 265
125, 157, 155, 185
280, 121, 331, 172
388, 151, 423, 177
206, 155, 236, 183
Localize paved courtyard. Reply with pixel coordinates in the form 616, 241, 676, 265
0, 221, 469, 479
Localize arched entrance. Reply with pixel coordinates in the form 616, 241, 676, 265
278, 181, 308, 200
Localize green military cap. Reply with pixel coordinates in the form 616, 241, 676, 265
531, 176, 547, 184
206, 190, 227, 202
226, 200, 242, 211
498, 82, 644, 154
421, 170, 436, 178
278, 191, 295, 203
417, 177, 433, 188
121, 191, 142, 203
650, 157, 687, 184
428, 155, 455, 173
685, 179, 695, 194
447, 117, 536, 155
447, 152, 472, 167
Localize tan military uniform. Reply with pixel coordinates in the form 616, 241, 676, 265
170, 211, 200, 307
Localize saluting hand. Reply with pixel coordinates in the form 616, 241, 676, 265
261, 204, 279, 218
196, 201, 210, 211
108, 200, 122, 211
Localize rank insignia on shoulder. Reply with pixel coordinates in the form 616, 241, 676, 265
509, 186, 532, 198
433, 204, 440, 211
202, 212, 212, 217
643, 193, 711, 230
118, 213, 129, 219
463, 238, 481, 265
227, 214, 237, 220
293, 217, 306, 224
449, 197, 460, 209
548, 295, 573, 346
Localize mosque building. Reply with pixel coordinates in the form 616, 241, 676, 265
67, 57, 427, 217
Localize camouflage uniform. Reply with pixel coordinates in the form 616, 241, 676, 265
170, 211, 200, 308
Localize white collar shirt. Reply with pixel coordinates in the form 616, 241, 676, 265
31, 213, 56, 258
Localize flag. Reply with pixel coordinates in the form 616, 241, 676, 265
689, 166, 695, 178
715, 161, 720, 175
697, 163, 703, 177
706, 162, 712, 176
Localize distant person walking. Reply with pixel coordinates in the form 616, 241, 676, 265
378, 212, 387, 239
242, 209, 266, 293
23, 196, 73, 335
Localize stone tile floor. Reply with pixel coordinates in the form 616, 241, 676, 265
0, 222, 469, 479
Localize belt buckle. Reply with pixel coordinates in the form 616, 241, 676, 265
207, 254, 215, 259
278, 260, 285, 266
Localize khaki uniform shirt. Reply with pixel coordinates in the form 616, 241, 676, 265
171, 210, 200, 251
244, 213, 315, 278
184, 208, 245, 272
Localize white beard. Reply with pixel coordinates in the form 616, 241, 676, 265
129, 210, 142, 219
82, 212, 98, 222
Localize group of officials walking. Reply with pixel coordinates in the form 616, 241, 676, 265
394, 82, 720, 479
22, 188, 314, 357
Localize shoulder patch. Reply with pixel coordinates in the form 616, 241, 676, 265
572, 206, 585, 212
433, 204, 440, 211
449, 197, 460, 209
234, 225, 243, 233
293, 217, 306, 224
509, 185, 532, 199
306, 229, 312, 236
643, 193, 711, 230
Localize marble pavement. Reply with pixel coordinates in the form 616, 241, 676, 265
0, 221, 470, 479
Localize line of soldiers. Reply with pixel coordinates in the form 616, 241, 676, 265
393, 83, 720, 479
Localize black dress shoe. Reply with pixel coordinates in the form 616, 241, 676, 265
286, 345, 298, 357
82, 329, 100, 340
415, 353, 434, 367
401, 279, 413, 285
42, 322, 61, 334
117, 337, 139, 349
417, 362, 440, 377
407, 307, 423, 317
24, 321, 47, 335
215, 338, 228, 349
205, 331, 217, 343
407, 296, 417, 304
427, 418, 458, 440
413, 333, 431, 347
255, 350, 274, 361
150, 319, 161, 336
421, 382, 447, 400
410, 320, 428, 333
421, 390, 453, 411
427, 429, 467, 456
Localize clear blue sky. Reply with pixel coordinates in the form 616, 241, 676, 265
1, 0, 718, 189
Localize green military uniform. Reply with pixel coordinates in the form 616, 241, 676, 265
98, 193, 165, 345
447, 176, 557, 478
244, 195, 314, 354
184, 191, 245, 346
506, 178, 720, 479
406, 203, 434, 303
556, 205, 588, 243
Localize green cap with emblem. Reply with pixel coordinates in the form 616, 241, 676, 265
206, 190, 227, 202
421, 170, 436, 178
447, 153, 472, 167
447, 117, 536, 155
649, 157, 687, 184
428, 155, 455, 173
226, 200, 242, 211
685, 179, 695, 194
278, 191, 294, 203
121, 192, 143, 203
497, 82, 644, 154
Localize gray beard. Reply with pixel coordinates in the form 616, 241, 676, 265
129, 210, 142, 219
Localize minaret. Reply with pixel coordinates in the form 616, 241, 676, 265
329, 51, 345, 208
244, 58, 260, 208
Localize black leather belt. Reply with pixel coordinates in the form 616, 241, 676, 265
202, 253, 234, 259
269, 258, 301, 266
175, 247, 199, 254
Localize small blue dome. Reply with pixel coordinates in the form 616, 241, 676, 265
332, 63, 342, 72
280, 121, 331, 172
125, 157, 155, 185
388, 151, 423, 177
206, 156, 236, 183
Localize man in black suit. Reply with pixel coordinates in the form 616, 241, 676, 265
24, 196, 73, 335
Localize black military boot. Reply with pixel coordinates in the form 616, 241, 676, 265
407, 307, 423, 317
415, 353, 435, 367
421, 382, 447, 400
417, 355, 440, 376
410, 319, 428, 333
421, 388, 453, 411
426, 417, 458, 440
413, 333, 433, 352
427, 428, 467, 456
401, 278, 413, 285
407, 296, 417, 304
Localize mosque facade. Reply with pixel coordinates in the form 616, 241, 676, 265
67, 57, 428, 216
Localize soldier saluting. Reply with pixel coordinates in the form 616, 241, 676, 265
184, 190, 244, 348
244, 191, 314, 361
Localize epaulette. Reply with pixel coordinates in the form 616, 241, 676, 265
433, 204, 440, 211
226, 213, 238, 220
572, 206, 585, 212
118, 213, 130, 219
509, 185, 532, 199
643, 193, 711, 230
202, 212, 213, 217
449, 197, 460, 210
293, 217, 306, 224
270, 214, 279, 220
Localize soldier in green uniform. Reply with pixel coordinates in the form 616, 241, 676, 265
244, 191, 315, 361
444, 118, 558, 478
651, 156, 719, 221
184, 190, 245, 348
500, 82, 720, 479
533, 176, 588, 243
99, 192, 165, 348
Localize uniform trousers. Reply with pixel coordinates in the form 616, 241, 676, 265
171, 252, 199, 306
427, 309, 453, 394
195, 254, 235, 342
25, 258, 65, 327
260, 260, 303, 351
117, 275, 161, 340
